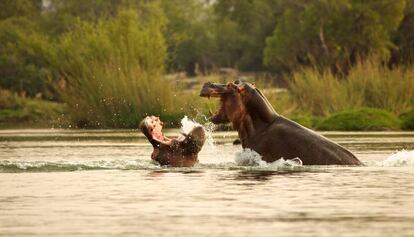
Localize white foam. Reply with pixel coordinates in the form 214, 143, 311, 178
180, 116, 216, 151
270, 157, 303, 167
180, 116, 202, 135
0, 159, 159, 172
235, 149, 266, 166
235, 148, 303, 167
380, 150, 414, 167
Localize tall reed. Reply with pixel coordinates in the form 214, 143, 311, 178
55, 6, 184, 127
288, 58, 414, 116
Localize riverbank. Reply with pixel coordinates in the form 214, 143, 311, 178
1, 94, 412, 131
0, 91, 68, 129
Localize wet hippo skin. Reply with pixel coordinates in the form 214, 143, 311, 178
200, 80, 362, 165
140, 116, 206, 167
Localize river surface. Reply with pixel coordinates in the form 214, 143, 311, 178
1, 129, 414, 237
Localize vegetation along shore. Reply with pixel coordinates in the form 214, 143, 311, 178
0, 1, 413, 130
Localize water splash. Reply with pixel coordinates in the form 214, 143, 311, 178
202, 121, 216, 150
235, 149, 266, 166
380, 150, 414, 167
0, 159, 159, 173
180, 116, 202, 135
235, 149, 303, 167
184, 112, 217, 150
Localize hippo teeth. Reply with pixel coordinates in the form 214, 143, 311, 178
209, 109, 213, 116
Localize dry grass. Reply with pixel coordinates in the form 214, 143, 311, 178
288, 59, 414, 116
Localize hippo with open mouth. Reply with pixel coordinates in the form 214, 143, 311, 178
140, 116, 206, 167
200, 80, 362, 165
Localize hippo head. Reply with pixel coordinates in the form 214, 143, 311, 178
200, 80, 278, 125
199, 80, 245, 124
139, 115, 165, 147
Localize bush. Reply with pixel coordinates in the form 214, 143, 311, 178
55, 5, 185, 128
317, 108, 401, 131
288, 58, 414, 116
0, 89, 21, 109
0, 17, 57, 99
400, 109, 414, 130
0, 89, 66, 128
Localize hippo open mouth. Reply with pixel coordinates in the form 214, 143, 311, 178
199, 82, 230, 124
140, 116, 169, 142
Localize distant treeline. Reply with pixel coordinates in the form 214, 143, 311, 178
1, 0, 413, 100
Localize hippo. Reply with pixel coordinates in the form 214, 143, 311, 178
200, 80, 362, 165
140, 116, 206, 167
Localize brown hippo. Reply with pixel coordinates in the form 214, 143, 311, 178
140, 116, 206, 167
200, 80, 362, 165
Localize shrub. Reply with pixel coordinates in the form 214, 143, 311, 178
317, 108, 401, 131
0, 89, 22, 109
400, 109, 414, 130
0, 90, 66, 128
288, 58, 414, 116
55, 5, 184, 128
0, 17, 57, 99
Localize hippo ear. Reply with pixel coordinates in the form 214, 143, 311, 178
237, 83, 246, 94
237, 80, 257, 94
235, 80, 245, 93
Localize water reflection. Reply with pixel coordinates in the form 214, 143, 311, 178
233, 170, 281, 182
147, 169, 204, 177
1, 130, 414, 237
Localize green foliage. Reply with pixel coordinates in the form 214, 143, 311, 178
317, 108, 401, 131
0, 90, 22, 109
213, 0, 279, 70
288, 58, 414, 116
0, 17, 57, 99
0, 0, 58, 99
0, 89, 66, 128
264, 0, 407, 72
54, 7, 184, 128
1, 0, 414, 130
393, 0, 414, 64
161, 0, 215, 75
0, 0, 42, 20
400, 109, 414, 130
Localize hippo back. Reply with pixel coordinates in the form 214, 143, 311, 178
181, 126, 206, 155
249, 116, 362, 165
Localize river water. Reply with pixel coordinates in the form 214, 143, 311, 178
1, 129, 414, 237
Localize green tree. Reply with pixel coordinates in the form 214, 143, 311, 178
264, 0, 407, 73
213, 0, 279, 71
392, 0, 414, 64
161, 0, 215, 76
0, 0, 42, 20
54, 5, 181, 127
0, 0, 58, 99
0, 17, 57, 98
